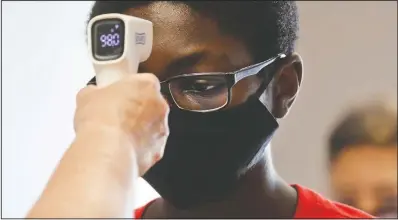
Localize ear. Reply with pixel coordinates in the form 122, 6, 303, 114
270, 53, 303, 118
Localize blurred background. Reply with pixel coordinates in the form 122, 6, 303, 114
1, 1, 397, 218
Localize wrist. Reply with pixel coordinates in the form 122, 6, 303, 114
72, 124, 138, 188
74, 123, 135, 157
75, 121, 124, 137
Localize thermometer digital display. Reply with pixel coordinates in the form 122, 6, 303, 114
92, 18, 125, 61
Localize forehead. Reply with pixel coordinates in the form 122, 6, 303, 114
127, 2, 206, 48
124, 2, 253, 77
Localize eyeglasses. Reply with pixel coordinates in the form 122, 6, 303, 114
160, 53, 286, 112
88, 53, 285, 112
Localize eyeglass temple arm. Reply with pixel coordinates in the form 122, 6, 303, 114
234, 54, 285, 84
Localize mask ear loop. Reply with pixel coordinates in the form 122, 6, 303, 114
254, 70, 273, 99
252, 55, 286, 121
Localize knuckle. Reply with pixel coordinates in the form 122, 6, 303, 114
76, 86, 95, 106
161, 121, 170, 137
141, 73, 160, 83
124, 73, 161, 95
76, 87, 88, 100
159, 98, 170, 116
157, 101, 170, 135
150, 95, 169, 117
139, 73, 160, 90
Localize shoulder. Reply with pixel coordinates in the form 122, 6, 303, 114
292, 184, 375, 219
134, 185, 375, 219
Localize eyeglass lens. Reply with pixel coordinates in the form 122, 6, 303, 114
168, 75, 229, 111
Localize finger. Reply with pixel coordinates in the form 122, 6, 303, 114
153, 135, 168, 163
76, 85, 97, 107
127, 73, 161, 91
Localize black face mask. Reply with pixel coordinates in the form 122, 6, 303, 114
143, 95, 279, 209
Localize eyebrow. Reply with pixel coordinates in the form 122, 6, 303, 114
160, 51, 208, 80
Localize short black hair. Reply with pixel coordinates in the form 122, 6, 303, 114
88, 1, 299, 62
328, 99, 397, 163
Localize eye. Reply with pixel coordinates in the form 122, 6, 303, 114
181, 78, 225, 94
186, 80, 215, 92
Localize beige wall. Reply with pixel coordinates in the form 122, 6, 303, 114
272, 1, 397, 196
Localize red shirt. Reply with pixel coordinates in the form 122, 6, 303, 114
134, 184, 374, 218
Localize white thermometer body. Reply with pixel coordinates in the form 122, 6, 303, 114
87, 14, 153, 87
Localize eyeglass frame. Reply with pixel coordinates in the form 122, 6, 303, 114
159, 53, 286, 112
87, 53, 286, 112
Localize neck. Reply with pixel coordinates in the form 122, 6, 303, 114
151, 147, 298, 218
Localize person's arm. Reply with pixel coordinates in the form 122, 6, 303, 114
26, 127, 138, 218
26, 73, 169, 218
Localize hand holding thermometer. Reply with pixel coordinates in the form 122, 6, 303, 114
87, 14, 153, 87
85, 14, 168, 177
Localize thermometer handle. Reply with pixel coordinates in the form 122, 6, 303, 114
94, 51, 139, 87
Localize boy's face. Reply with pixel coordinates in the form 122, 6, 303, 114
110, 1, 303, 208
126, 2, 263, 108
330, 145, 397, 217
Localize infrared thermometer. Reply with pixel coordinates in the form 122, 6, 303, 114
87, 14, 153, 87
